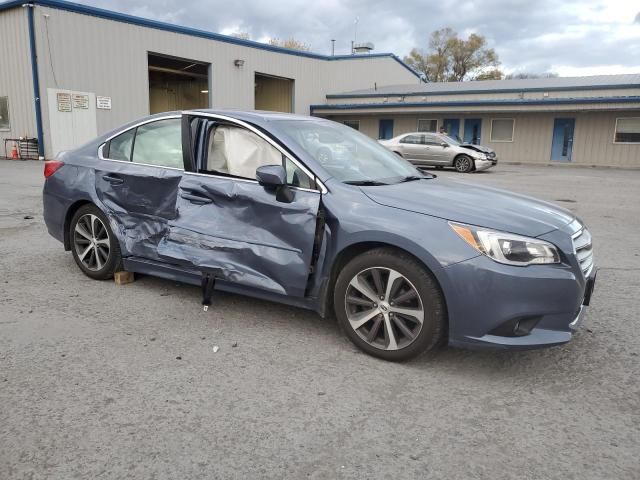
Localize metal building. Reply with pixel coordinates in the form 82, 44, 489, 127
0, 0, 420, 159
312, 76, 640, 167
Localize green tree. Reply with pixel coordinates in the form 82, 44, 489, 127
504, 72, 559, 79
268, 37, 310, 51
404, 28, 501, 82
474, 69, 504, 81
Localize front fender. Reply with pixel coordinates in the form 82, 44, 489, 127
311, 185, 481, 318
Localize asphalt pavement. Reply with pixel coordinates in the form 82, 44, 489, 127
1, 160, 639, 479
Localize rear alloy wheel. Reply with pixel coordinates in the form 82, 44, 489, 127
454, 155, 474, 173
70, 204, 121, 280
334, 248, 446, 361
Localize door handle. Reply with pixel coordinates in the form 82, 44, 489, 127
180, 192, 213, 204
102, 174, 124, 185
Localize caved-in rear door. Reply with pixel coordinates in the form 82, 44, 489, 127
95, 162, 182, 260
95, 116, 185, 260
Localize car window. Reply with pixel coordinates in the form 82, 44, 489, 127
423, 134, 442, 146
132, 119, 183, 169
275, 119, 420, 185
205, 125, 283, 180
107, 129, 135, 161
400, 134, 422, 144
285, 158, 314, 189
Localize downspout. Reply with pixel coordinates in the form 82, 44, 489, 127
24, 2, 45, 159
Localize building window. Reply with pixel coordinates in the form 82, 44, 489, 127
614, 118, 640, 143
0, 97, 9, 130
343, 120, 360, 131
417, 119, 437, 132
490, 118, 515, 142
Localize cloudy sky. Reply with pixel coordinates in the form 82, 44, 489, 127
84, 0, 640, 76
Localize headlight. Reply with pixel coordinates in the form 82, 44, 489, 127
450, 223, 560, 266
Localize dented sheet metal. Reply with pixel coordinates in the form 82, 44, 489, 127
95, 159, 320, 297
94, 163, 183, 262
159, 175, 321, 297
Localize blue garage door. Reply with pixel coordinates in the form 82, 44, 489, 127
551, 118, 575, 161
463, 119, 482, 144
443, 119, 460, 140
378, 119, 394, 140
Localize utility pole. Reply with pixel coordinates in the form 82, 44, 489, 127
352, 17, 359, 54
331, 39, 335, 56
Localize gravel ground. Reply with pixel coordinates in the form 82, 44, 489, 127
1, 160, 639, 479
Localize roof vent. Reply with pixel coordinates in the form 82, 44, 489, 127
353, 42, 374, 54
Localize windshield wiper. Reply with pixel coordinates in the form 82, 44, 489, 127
399, 174, 435, 182
399, 175, 424, 182
344, 180, 389, 186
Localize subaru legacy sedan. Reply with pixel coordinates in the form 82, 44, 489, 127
380, 132, 497, 173
43, 110, 595, 361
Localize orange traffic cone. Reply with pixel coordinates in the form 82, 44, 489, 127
10, 145, 19, 160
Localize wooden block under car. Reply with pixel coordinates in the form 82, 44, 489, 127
114, 271, 135, 285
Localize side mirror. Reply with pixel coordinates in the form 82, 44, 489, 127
441, 142, 449, 148
256, 165, 286, 187
256, 164, 293, 203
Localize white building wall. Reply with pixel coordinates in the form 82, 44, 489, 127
0, 7, 36, 155
23, 4, 417, 157
326, 88, 640, 105
326, 111, 640, 167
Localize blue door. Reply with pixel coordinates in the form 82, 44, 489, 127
378, 119, 394, 140
463, 119, 482, 144
443, 119, 460, 140
551, 118, 575, 161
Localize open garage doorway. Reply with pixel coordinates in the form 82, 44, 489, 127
255, 73, 294, 113
148, 53, 210, 114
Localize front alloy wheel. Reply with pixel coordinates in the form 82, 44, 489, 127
454, 155, 474, 173
345, 267, 424, 351
334, 248, 446, 361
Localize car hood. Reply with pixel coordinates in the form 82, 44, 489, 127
361, 178, 575, 237
460, 144, 495, 154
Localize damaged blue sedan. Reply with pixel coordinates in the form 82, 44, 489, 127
43, 110, 596, 361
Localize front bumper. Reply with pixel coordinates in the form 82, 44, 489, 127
474, 158, 496, 171
443, 253, 595, 350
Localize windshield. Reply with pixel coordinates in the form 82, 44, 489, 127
275, 120, 422, 184
443, 135, 461, 146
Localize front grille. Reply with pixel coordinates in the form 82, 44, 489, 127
571, 224, 594, 277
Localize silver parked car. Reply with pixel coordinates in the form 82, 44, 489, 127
379, 132, 497, 173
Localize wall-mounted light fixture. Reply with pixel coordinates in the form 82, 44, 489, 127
234, 59, 245, 67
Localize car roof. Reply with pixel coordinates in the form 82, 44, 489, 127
395, 132, 441, 137
189, 109, 323, 124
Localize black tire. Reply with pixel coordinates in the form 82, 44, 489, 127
69, 204, 122, 280
454, 154, 474, 173
333, 248, 446, 361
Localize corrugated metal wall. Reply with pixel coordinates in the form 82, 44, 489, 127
326, 88, 640, 105
16, 5, 416, 157
254, 74, 293, 113
327, 111, 640, 167
0, 7, 35, 155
